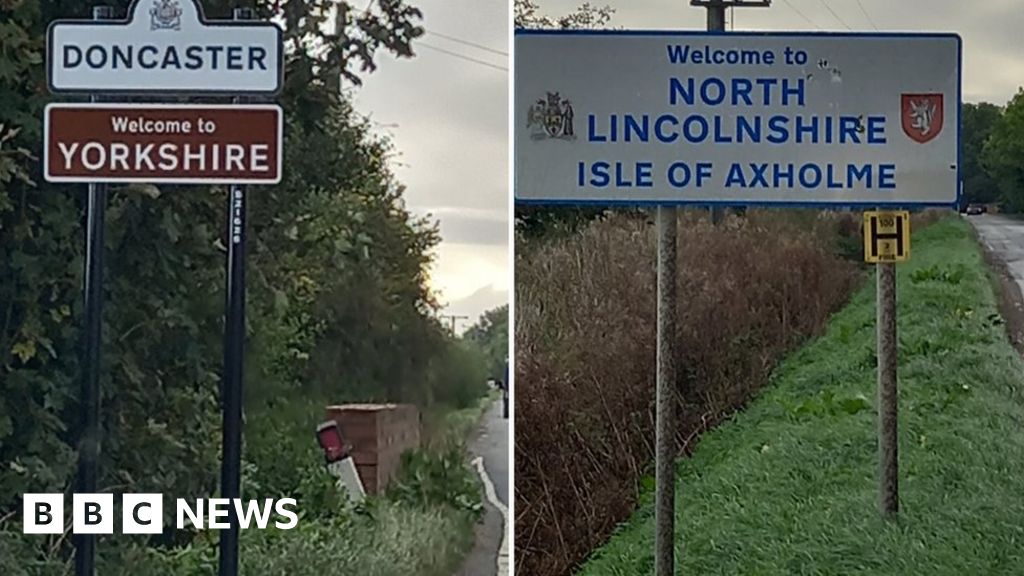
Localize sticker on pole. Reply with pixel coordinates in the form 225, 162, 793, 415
44, 103, 283, 184
863, 210, 910, 263
514, 31, 961, 207
47, 0, 283, 94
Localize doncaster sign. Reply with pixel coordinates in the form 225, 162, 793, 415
514, 31, 962, 207
44, 104, 283, 184
47, 0, 283, 94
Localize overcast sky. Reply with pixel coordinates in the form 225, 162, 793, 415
534, 0, 1022, 104
353, 0, 509, 330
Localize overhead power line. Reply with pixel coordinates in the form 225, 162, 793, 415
854, 0, 880, 30
427, 29, 508, 57
815, 0, 852, 30
417, 41, 508, 72
780, 0, 822, 29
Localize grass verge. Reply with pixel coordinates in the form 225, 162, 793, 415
516, 211, 862, 575
38, 397, 498, 576
93, 500, 475, 576
423, 389, 500, 450
580, 216, 1024, 575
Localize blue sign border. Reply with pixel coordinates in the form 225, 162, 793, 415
513, 29, 963, 210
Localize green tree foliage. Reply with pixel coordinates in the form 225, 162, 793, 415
0, 0, 487, 568
983, 89, 1024, 212
464, 304, 508, 379
961, 102, 1001, 204
514, 0, 614, 29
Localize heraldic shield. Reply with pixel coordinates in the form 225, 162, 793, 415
544, 109, 564, 138
527, 92, 575, 140
151, 0, 183, 30
901, 93, 944, 144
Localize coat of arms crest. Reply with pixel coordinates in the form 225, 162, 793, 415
150, 0, 183, 31
901, 93, 944, 144
527, 92, 575, 140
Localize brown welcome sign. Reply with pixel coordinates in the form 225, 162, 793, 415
44, 103, 282, 184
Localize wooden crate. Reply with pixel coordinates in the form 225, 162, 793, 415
325, 403, 420, 494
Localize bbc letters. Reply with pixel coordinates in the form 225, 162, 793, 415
23, 494, 298, 534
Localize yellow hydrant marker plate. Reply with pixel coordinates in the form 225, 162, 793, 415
864, 210, 910, 263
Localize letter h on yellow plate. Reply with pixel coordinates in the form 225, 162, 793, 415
863, 210, 910, 263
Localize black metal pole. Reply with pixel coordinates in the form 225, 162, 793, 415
218, 9, 253, 574
74, 8, 112, 576
218, 182, 246, 576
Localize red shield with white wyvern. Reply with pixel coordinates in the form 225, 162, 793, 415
901, 93, 944, 144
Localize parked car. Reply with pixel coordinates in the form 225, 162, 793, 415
965, 204, 986, 215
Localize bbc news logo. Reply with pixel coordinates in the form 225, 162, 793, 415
23, 494, 298, 534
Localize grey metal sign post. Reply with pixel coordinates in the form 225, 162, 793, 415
864, 210, 906, 517
654, 205, 677, 575
877, 261, 898, 516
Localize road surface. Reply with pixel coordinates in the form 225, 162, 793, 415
970, 213, 1024, 293
456, 399, 509, 576
968, 213, 1024, 350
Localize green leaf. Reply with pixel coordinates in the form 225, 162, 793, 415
0, 413, 12, 442
273, 290, 290, 314
37, 336, 56, 359
11, 340, 36, 363
838, 394, 871, 415
162, 209, 181, 242
640, 475, 655, 493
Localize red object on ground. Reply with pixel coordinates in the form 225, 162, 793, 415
316, 421, 348, 463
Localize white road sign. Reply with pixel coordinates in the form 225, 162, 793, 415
515, 32, 961, 207
47, 0, 283, 95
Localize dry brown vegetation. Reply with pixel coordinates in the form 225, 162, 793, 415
514, 210, 865, 576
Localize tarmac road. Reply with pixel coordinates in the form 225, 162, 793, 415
969, 213, 1024, 294
475, 400, 509, 507
968, 212, 1024, 350
455, 399, 509, 576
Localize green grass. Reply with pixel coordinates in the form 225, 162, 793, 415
580, 217, 1024, 576
78, 394, 498, 576
89, 499, 475, 576
424, 389, 500, 450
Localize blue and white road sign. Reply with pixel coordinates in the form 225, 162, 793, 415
514, 31, 961, 208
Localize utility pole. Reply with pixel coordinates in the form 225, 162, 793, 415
327, 3, 348, 95
699, 0, 766, 226
440, 314, 469, 335
707, 4, 724, 226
